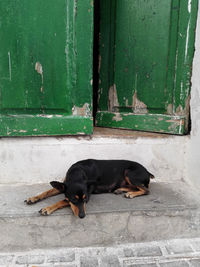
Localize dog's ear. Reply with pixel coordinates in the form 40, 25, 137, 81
50, 181, 66, 192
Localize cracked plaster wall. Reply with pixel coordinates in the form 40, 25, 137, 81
186, 5, 200, 189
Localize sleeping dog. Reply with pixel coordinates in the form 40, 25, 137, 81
25, 159, 154, 218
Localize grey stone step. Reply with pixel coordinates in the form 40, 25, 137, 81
0, 238, 200, 266
0, 181, 199, 252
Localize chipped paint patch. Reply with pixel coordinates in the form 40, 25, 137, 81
179, 120, 183, 134
77, 132, 85, 135
97, 88, 103, 104
35, 62, 43, 77
74, 0, 78, 16
35, 62, 44, 92
72, 103, 91, 117
109, 84, 119, 112
185, 20, 191, 62
175, 95, 191, 132
131, 73, 148, 114
175, 95, 191, 116
36, 114, 53, 118
132, 91, 148, 114
8, 52, 11, 81
167, 104, 173, 114
175, 105, 184, 115
188, 0, 192, 13
168, 119, 184, 133
98, 55, 101, 73
112, 113, 122, 122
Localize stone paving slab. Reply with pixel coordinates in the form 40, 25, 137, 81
0, 238, 200, 267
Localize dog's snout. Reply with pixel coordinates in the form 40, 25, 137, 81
78, 212, 85, 219
78, 202, 86, 219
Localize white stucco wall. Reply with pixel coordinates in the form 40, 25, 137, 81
0, 135, 188, 184
186, 6, 200, 189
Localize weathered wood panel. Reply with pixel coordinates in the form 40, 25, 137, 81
96, 0, 198, 134
0, 0, 93, 136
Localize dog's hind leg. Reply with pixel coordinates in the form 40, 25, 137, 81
25, 188, 61, 204
114, 186, 132, 194
39, 200, 69, 215
124, 185, 149, 199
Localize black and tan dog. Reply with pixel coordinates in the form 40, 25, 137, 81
25, 159, 154, 218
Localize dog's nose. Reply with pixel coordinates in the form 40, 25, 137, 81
78, 212, 86, 219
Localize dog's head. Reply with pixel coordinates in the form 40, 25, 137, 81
50, 181, 88, 218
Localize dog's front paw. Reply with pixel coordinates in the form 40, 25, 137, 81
114, 189, 124, 194
124, 192, 135, 199
39, 207, 52, 216
24, 197, 39, 205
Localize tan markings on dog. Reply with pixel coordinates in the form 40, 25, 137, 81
75, 195, 79, 199
69, 202, 79, 216
114, 187, 130, 194
125, 186, 149, 199
125, 176, 132, 185
83, 202, 86, 214
26, 188, 60, 204
40, 200, 69, 215
83, 194, 86, 199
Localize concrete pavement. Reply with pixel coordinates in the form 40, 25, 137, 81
0, 181, 199, 251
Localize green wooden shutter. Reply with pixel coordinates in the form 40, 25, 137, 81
0, 0, 93, 136
96, 0, 198, 135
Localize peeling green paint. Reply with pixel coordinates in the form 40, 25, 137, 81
132, 91, 148, 114
108, 84, 119, 112
0, 0, 93, 136
0, 115, 93, 136
72, 103, 92, 117
96, 112, 185, 135
96, 0, 198, 135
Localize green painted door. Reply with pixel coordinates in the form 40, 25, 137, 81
96, 0, 198, 134
0, 0, 93, 136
